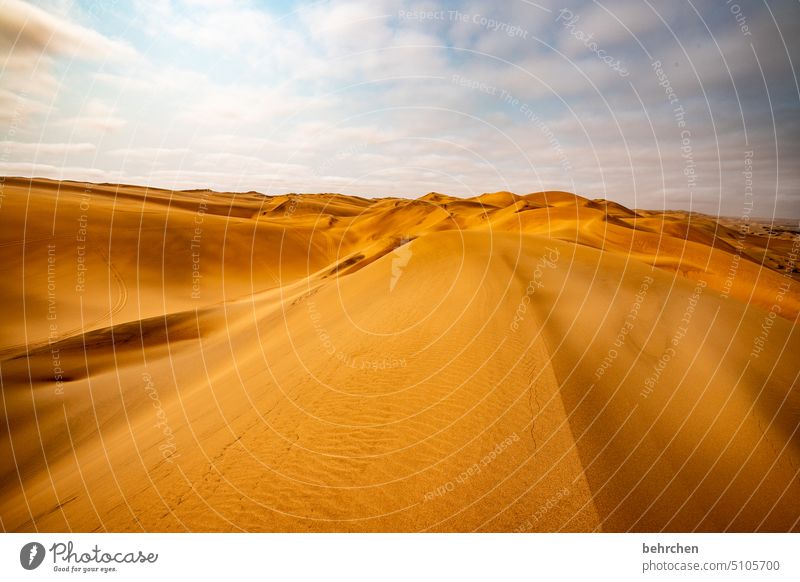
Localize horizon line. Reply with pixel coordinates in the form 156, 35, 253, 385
3, 175, 799, 223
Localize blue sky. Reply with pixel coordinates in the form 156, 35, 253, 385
1, 0, 798, 217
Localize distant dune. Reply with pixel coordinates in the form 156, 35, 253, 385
1, 177, 798, 532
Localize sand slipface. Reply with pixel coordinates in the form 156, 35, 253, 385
0, 177, 798, 532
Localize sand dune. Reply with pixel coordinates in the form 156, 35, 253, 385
1, 177, 798, 532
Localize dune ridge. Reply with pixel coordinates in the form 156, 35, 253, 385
0, 176, 798, 532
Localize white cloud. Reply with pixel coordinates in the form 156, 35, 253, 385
300, 0, 395, 54
0, 140, 96, 155
0, 0, 136, 61
107, 146, 190, 159
55, 99, 127, 133
0, 161, 108, 181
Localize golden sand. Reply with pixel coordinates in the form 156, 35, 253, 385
1, 177, 797, 532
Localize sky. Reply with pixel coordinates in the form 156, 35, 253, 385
0, 0, 798, 217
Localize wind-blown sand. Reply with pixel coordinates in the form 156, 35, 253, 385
1, 177, 798, 532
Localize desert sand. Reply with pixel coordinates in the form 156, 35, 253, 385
0, 176, 798, 532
